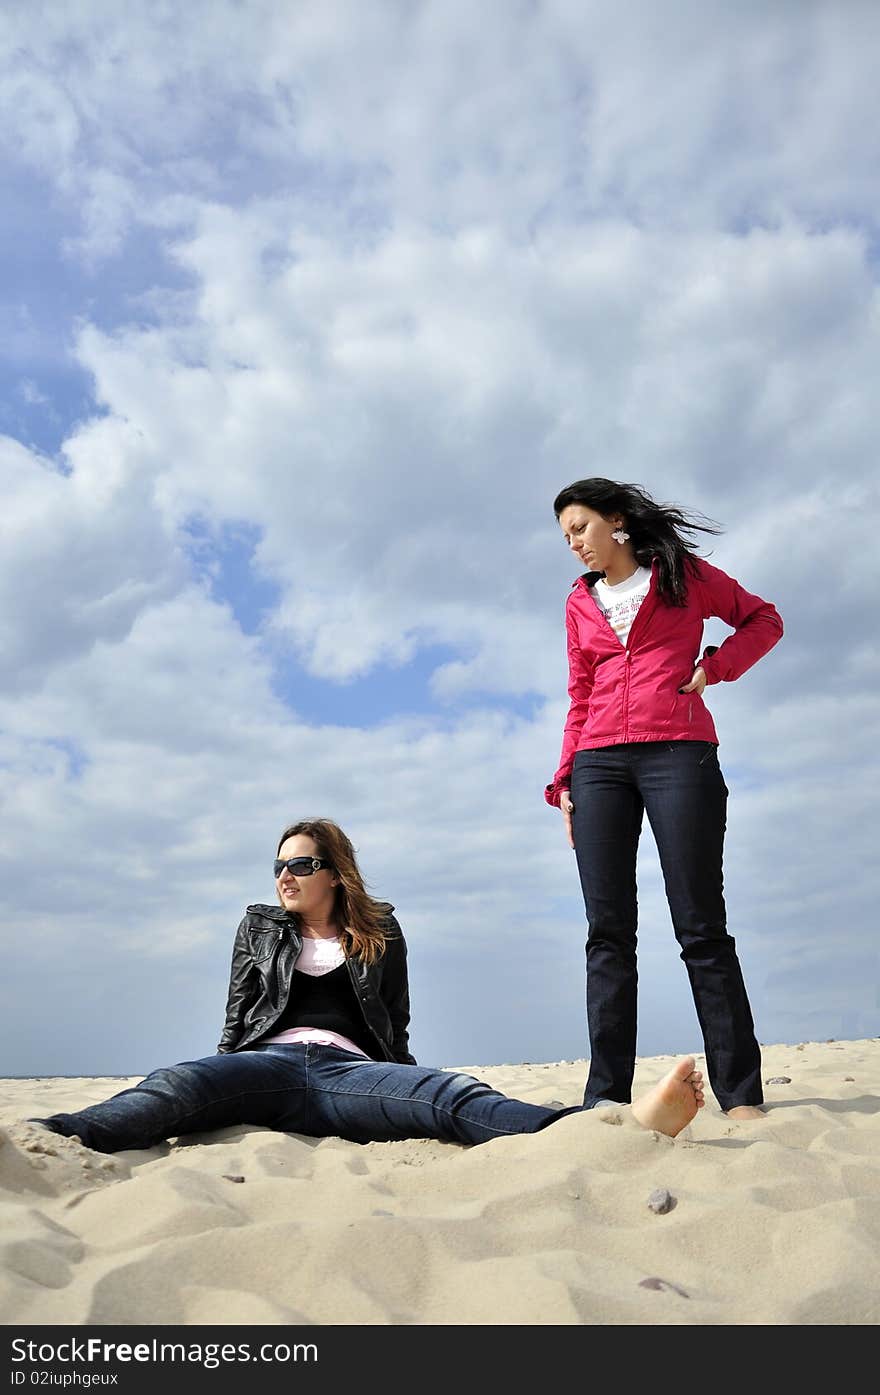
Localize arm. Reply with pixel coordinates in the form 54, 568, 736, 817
694, 559, 784, 685
545, 601, 594, 807
216, 915, 259, 1053
382, 915, 417, 1065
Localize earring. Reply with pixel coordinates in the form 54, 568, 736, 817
611, 528, 630, 544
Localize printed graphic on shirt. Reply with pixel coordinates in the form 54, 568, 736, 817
296, 935, 346, 976
593, 566, 651, 646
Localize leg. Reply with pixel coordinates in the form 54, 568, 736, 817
304, 1046, 705, 1143
33, 1046, 309, 1153
640, 743, 763, 1113
301, 1046, 580, 1144
33, 1046, 707, 1150
570, 747, 644, 1107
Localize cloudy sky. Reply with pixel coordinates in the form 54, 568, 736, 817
2, 0, 877, 1079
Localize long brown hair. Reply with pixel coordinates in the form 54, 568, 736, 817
275, 818, 392, 964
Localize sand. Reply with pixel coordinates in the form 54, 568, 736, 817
1, 1039, 878, 1326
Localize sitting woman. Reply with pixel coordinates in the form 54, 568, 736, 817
34, 818, 704, 1152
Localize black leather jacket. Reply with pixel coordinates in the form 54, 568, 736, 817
216, 902, 417, 1064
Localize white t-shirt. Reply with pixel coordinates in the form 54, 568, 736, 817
291, 935, 346, 976
592, 566, 651, 646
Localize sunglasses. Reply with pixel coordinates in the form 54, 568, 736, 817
273, 857, 333, 879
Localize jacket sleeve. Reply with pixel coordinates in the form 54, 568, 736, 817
382, 915, 417, 1065
695, 559, 784, 684
545, 599, 595, 807
217, 915, 259, 1053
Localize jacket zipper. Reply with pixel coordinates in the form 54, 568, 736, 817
345, 958, 389, 1058
271, 928, 284, 1006
240, 928, 289, 1048
623, 649, 632, 741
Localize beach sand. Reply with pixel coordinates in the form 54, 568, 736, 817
1, 1039, 878, 1326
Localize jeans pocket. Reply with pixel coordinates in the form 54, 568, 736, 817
698, 742, 717, 766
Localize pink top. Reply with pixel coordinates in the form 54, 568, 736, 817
262, 935, 370, 1058
545, 557, 783, 805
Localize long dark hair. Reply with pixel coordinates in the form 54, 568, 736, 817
276, 819, 392, 964
553, 478, 722, 606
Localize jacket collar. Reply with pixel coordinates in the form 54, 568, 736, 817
573, 556, 658, 590
246, 903, 292, 921
573, 569, 604, 588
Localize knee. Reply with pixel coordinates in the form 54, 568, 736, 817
439, 1073, 496, 1113
677, 928, 734, 960
586, 921, 637, 951
585, 898, 637, 938
139, 1060, 206, 1104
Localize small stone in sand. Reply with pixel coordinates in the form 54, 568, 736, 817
223, 1174, 246, 1183
766, 1076, 791, 1084
647, 1188, 676, 1215
844, 1076, 855, 1082
544, 1099, 566, 1109
639, 1277, 689, 1298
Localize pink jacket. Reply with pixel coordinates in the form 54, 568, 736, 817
545, 557, 783, 807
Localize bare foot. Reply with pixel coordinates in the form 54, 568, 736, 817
725, 1105, 765, 1121
631, 1056, 704, 1138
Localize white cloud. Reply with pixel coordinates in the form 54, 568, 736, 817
17, 379, 49, 406
4, 2, 880, 251
64, 212, 880, 700
0, 427, 185, 690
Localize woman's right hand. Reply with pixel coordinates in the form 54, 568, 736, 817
560, 789, 575, 849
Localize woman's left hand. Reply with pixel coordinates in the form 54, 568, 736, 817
678, 665, 707, 696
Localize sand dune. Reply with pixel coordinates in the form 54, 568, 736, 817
1, 1039, 878, 1325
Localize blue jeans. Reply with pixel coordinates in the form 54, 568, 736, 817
570, 741, 762, 1112
36, 1044, 581, 1153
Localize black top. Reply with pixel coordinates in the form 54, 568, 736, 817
267, 964, 379, 1059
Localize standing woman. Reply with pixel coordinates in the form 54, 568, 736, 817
546, 479, 783, 1119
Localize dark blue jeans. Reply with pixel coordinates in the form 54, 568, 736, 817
570, 741, 762, 1112
36, 1044, 580, 1153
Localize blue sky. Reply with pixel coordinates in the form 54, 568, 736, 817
1, 0, 878, 1078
